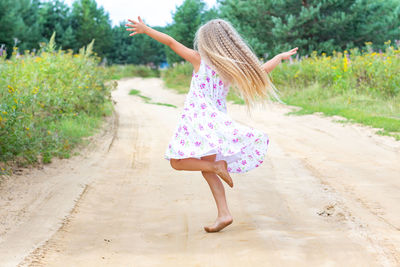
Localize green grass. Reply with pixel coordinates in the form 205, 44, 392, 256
280, 82, 400, 140
129, 89, 140, 95
129, 89, 177, 108
152, 102, 178, 108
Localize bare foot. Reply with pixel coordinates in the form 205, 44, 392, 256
204, 216, 233, 233
214, 160, 233, 188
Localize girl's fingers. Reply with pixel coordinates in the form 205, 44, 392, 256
125, 23, 135, 28
129, 32, 138, 36
138, 16, 143, 23
128, 19, 138, 24
126, 28, 136, 32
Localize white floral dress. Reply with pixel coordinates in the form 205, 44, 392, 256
164, 59, 269, 173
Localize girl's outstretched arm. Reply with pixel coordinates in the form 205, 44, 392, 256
126, 16, 200, 71
262, 47, 298, 73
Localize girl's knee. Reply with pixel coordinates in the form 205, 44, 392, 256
201, 170, 211, 176
170, 159, 181, 170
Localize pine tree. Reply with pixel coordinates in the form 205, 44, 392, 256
110, 23, 166, 66
39, 0, 75, 50
0, 0, 43, 54
71, 0, 113, 58
219, 0, 400, 57
17, 0, 43, 52
166, 0, 206, 64
218, 0, 277, 58
0, 0, 23, 54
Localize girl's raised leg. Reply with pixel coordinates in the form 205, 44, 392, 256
200, 155, 233, 232
170, 157, 233, 187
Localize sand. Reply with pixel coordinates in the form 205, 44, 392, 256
0, 77, 399, 266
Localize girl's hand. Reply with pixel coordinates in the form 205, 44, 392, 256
279, 47, 298, 60
126, 16, 148, 36
261, 47, 298, 73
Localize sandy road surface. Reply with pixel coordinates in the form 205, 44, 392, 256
1, 77, 400, 266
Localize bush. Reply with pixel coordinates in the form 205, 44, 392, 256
0, 36, 114, 167
271, 42, 400, 97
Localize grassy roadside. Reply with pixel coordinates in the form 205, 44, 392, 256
272, 44, 400, 140
162, 46, 400, 140
279, 83, 400, 140
0, 35, 114, 175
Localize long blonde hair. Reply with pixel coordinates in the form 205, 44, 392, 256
194, 19, 282, 106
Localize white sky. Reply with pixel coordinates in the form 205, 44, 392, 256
62, 0, 218, 27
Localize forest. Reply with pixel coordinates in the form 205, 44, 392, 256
1, 0, 399, 65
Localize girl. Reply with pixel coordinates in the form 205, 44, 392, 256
126, 17, 297, 233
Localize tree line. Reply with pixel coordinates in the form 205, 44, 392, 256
1, 0, 399, 66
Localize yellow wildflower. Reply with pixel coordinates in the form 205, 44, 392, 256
7, 85, 14, 93
31, 87, 39, 94
343, 57, 348, 72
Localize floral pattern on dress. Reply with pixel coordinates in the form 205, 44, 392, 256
164, 59, 269, 173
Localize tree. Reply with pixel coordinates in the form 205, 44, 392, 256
0, 0, 24, 54
270, 0, 400, 55
218, 0, 276, 58
348, 0, 400, 51
0, 0, 42, 54
219, 0, 400, 57
71, 0, 113, 58
109, 23, 133, 64
39, 0, 75, 50
166, 0, 206, 64
110, 23, 166, 66
18, 0, 43, 52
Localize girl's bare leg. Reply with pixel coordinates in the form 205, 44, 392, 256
200, 154, 233, 232
170, 157, 233, 187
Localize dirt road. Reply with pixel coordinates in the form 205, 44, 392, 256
1, 77, 400, 266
